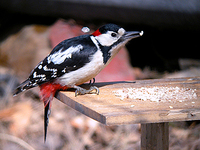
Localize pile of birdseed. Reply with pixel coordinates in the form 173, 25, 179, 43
113, 86, 197, 102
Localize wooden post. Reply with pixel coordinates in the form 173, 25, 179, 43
141, 122, 169, 150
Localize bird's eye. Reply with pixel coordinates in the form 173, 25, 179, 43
111, 33, 117, 37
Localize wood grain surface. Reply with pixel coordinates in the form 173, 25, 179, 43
57, 77, 200, 125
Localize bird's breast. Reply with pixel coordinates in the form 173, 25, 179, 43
56, 50, 105, 86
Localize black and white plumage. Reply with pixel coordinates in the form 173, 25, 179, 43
14, 35, 98, 93
13, 23, 143, 141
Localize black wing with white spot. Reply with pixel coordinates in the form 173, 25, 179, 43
30, 35, 98, 85
13, 35, 98, 95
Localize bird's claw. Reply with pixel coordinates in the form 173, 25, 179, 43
89, 86, 99, 95
75, 86, 99, 97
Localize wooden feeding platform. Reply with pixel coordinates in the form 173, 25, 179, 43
56, 77, 200, 150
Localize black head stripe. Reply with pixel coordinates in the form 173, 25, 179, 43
95, 40, 111, 64
99, 24, 121, 34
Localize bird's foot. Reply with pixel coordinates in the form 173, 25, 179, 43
75, 85, 99, 97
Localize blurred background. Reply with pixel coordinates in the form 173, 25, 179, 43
0, 0, 200, 149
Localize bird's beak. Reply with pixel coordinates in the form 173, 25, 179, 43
123, 31, 144, 40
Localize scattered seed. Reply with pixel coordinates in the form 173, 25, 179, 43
113, 86, 197, 102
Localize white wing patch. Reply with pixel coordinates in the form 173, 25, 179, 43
43, 65, 57, 72
33, 72, 46, 78
43, 65, 58, 77
48, 44, 83, 64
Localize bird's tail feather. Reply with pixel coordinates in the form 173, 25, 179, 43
44, 100, 51, 142
13, 79, 35, 96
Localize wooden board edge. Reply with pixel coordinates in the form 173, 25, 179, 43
57, 92, 107, 125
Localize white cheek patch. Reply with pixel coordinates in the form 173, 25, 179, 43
95, 29, 125, 47
95, 33, 116, 46
118, 28, 125, 36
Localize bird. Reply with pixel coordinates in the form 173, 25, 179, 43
13, 23, 143, 141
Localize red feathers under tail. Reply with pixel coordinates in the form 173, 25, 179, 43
39, 83, 68, 142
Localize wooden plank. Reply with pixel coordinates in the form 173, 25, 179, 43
57, 77, 200, 125
141, 123, 169, 150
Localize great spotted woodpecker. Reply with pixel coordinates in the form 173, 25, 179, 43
13, 24, 143, 141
